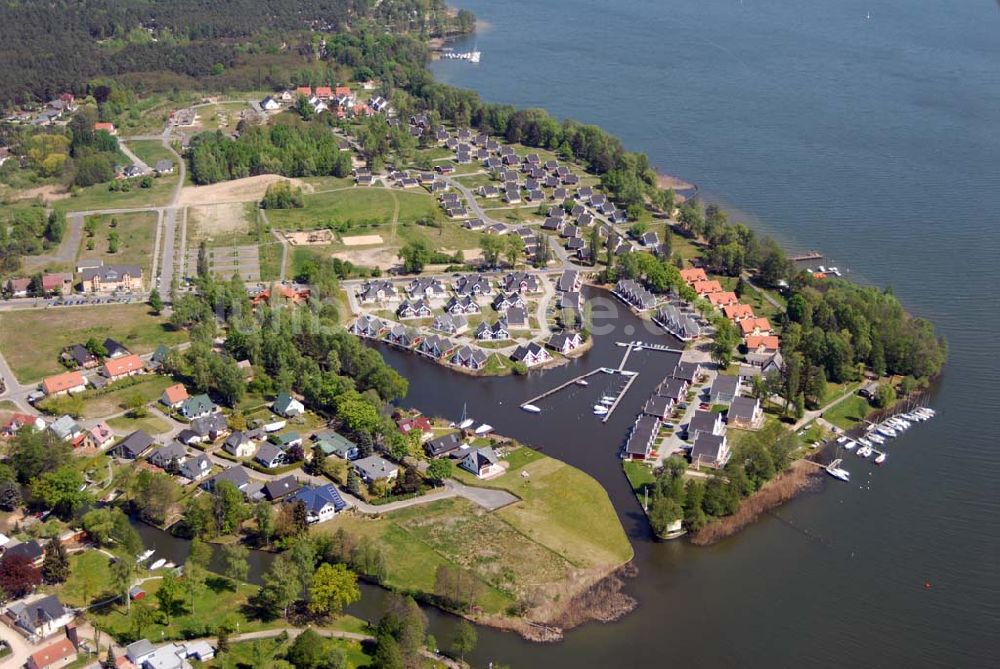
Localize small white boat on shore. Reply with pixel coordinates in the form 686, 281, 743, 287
521, 404, 541, 414
474, 424, 493, 435
137, 550, 155, 563
149, 558, 167, 571
458, 419, 474, 429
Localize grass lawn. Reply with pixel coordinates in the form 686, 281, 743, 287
92, 577, 276, 642
265, 188, 437, 230
205, 636, 373, 669
331, 500, 522, 613
299, 176, 357, 191
453, 447, 633, 570
395, 221, 483, 253
107, 414, 172, 435
0, 305, 186, 383
259, 242, 283, 281
623, 460, 656, 495
824, 394, 873, 430
128, 140, 175, 169
78, 211, 159, 276
45, 551, 115, 608
55, 175, 178, 213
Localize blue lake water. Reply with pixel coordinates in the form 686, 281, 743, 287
414, 0, 1000, 665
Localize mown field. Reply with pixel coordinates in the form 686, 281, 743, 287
265, 187, 438, 230
77, 211, 159, 276
0, 304, 185, 382
333, 448, 632, 615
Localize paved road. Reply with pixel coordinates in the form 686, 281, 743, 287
118, 139, 152, 174
20, 211, 85, 274
156, 125, 186, 302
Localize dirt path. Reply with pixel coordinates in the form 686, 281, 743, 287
388, 189, 401, 244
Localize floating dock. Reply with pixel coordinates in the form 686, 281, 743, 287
520, 368, 606, 408
790, 251, 823, 262
602, 372, 639, 423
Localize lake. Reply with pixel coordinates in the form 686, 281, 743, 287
430, 0, 1000, 665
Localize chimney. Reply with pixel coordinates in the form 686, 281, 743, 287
65, 622, 79, 648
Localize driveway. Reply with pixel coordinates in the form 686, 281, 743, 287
0, 624, 33, 668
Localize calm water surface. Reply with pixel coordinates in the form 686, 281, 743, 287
433, 1, 999, 666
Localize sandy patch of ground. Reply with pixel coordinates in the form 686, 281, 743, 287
7, 184, 71, 204
284, 230, 334, 245
177, 175, 314, 206
341, 234, 384, 246
333, 247, 399, 270
188, 202, 250, 238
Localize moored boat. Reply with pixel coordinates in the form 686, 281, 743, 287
874, 451, 887, 465
137, 550, 155, 563
826, 459, 851, 481
521, 404, 542, 413
474, 424, 493, 435
575, 379, 589, 386
149, 558, 167, 571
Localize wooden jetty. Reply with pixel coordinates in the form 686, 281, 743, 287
602, 372, 639, 423
790, 251, 823, 262
520, 368, 606, 408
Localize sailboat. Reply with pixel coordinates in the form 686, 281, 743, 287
826, 459, 851, 481
457, 403, 474, 430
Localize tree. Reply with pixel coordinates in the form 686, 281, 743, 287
197, 240, 210, 278
425, 459, 453, 484
307, 563, 360, 619
41, 540, 70, 584
451, 620, 477, 661
0, 481, 22, 511
504, 234, 525, 268
372, 633, 404, 669
155, 573, 188, 622
254, 556, 300, 619
31, 467, 92, 518
10, 430, 72, 484
254, 502, 275, 546
44, 210, 66, 244
222, 544, 250, 585
111, 557, 135, 612
711, 317, 740, 368
874, 383, 897, 409
148, 289, 163, 315
0, 554, 41, 598
398, 240, 431, 273
295, 94, 315, 120
286, 628, 345, 669
216, 627, 230, 655
647, 496, 683, 537
478, 235, 504, 268
107, 230, 119, 254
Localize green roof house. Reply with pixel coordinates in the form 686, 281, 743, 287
180, 393, 216, 420
314, 432, 359, 460
273, 391, 305, 418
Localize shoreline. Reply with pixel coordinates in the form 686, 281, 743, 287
689, 459, 825, 546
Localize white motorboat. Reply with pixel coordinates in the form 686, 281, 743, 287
621, 370, 638, 377
843, 439, 857, 450
600, 398, 615, 407
521, 404, 542, 414
593, 405, 609, 415
148, 558, 167, 571
857, 437, 872, 448
857, 445, 872, 458
868, 433, 886, 445
874, 451, 887, 465
826, 459, 851, 481
601, 395, 617, 402
575, 379, 589, 386
137, 550, 155, 563
474, 424, 493, 435
633, 344, 643, 352
877, 425, 897, 438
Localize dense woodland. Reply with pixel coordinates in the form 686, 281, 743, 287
0, 0, 467, 106
188, 118, 352, 184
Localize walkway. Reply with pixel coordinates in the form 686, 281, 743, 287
118, 140, 152, 174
